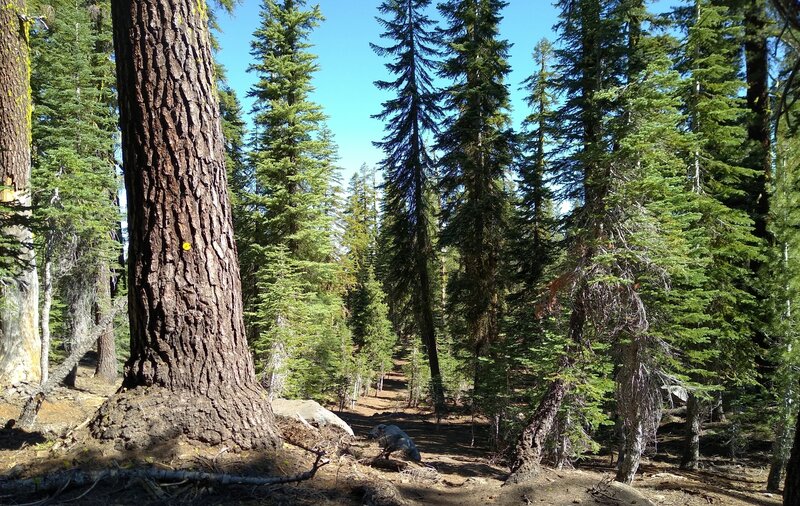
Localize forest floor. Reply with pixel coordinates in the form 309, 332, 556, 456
0, 357, 785, 505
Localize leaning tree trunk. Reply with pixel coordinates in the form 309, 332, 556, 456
507, 287, 585, 485
0, 0, 41, 388
681, 393, 702, 470
94, 262, 117, 382
508, 296, 584, 483
89, 0, 278, 450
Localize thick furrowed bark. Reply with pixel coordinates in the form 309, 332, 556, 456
90, 0, 278, 451
0, 1, 41, 387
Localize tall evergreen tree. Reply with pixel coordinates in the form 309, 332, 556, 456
341, 167, 396, 402
437, 0, 513, 399
372, 0, 446, 412
510, 0, 613, 481
672, 0, 759, 470
31, 0, 120, 387
241, 0, 349, 400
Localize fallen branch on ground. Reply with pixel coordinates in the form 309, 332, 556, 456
358, 456, 409, 472
0, 450, 329, 497
15, 298, 126, 429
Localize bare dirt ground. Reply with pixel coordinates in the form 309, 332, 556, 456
0, 360, 785, 505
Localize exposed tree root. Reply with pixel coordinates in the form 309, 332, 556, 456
0, 451, 329, 499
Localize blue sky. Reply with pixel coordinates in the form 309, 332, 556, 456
215, 1, 559, 179
215, 1, 678, 180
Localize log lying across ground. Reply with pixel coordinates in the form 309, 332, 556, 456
0, 451, 329, 497
15, 298, 126, 429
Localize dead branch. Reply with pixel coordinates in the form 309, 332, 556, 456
0, 451, 329, 498
15, 298, 126, 429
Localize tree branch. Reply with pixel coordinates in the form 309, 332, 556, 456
15, 298, 126, 429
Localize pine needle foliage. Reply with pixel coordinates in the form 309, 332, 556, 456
372, 0, 446, 411
437, 0, 514, 391
240, 0, 350, 401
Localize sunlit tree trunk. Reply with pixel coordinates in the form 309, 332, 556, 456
0, 0, 40, 387
90, 0, 278, 450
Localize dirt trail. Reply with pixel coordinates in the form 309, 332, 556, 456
0, 360, 786, 505
333, 363, 782, 506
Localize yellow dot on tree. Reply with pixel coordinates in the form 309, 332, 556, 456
182, 242, 192, 251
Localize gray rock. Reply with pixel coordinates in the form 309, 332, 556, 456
271, 399, 354, 436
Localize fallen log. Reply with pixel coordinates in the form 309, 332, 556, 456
15, 298, 126, 429
0, 451, 329, 497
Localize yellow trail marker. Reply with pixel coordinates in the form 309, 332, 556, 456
182, 242, 192, 251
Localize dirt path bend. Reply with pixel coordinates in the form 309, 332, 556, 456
333, 363, 782, 506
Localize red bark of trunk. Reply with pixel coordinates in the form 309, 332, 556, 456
90, 0, 277, 450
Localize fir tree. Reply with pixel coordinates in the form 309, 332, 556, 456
341, 166, 395, 401
437, 0, 513, 399
30, 0, 120, 386
242, 0, 349, 400
672, 0, 759, 470
372, 0, 446, 411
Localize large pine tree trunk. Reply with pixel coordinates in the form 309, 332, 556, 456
90, 0, 278, 450
0, 0, 41, 387
681, 393, 702, 470
94, 262, 117, 382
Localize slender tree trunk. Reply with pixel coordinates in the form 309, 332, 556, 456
0, 0, 41, 387
90, 0, 278, 450
94, 262, 117, 382
616, 417, 644, 484
63, 281, 93, 388
769, 411, 792, 492
417, 252, 445, 415
681, 393, 702, 470
40, 251, 52, 384
784, 411, 800, 505
744, 0, 771, 243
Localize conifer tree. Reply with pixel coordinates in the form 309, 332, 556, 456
437, 0, 513, 399
372, 0, 446, 411
242, 0, 349, 400
509, 39, 557, 294
672, 0, 759, 470
496, 38, 561, 455
30, 0, 120, 387
510, 0, 612, 481
341, 167, 396, 401
510, 0, 705, 483
765, 113, 800, 492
